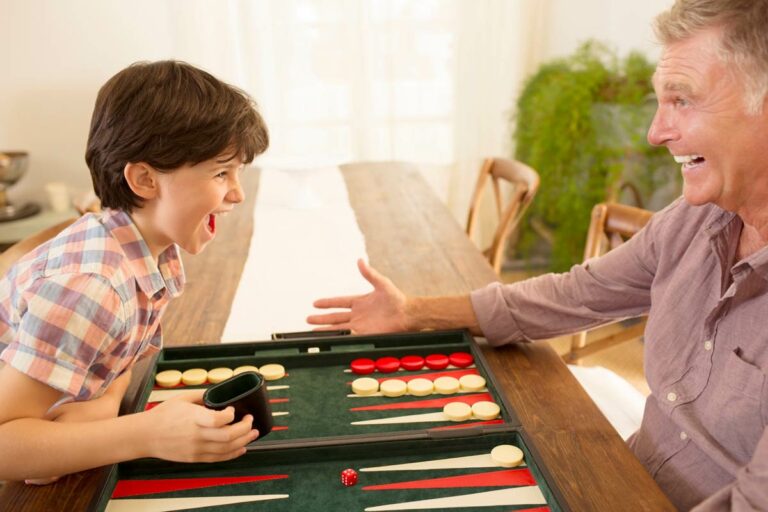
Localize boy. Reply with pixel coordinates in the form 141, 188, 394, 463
0, 60, 269, 482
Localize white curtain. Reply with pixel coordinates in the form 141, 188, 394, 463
164, 0, 540, 227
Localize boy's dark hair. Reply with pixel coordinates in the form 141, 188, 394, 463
85, 60, 269, 211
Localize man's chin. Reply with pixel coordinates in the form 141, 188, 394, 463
681, 185, 713, 207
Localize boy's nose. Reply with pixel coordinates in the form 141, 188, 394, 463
227, 174, 245, 204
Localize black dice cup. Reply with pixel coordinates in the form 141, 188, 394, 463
203, 371, 273, 437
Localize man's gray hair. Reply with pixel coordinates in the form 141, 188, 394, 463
655, 0, 768, 114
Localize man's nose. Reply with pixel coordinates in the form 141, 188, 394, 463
647, 107, 678, 146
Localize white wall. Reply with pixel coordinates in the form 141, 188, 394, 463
542, 0, 674, 61
0, 0, 248, 205
0, 0, 675, 208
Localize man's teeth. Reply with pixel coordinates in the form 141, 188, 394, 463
674, 155, 704, 164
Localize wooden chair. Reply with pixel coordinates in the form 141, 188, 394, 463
466, 158, 540, 275
566, 202, 654, 363
0, 218, 77, 276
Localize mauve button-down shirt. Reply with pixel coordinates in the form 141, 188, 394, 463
471, 197, 768, 511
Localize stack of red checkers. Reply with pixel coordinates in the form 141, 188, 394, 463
400, 355, 425, 371
375, 356, 400, 373
449, 352, 474, 368
350, 358, 375, 375
425, 353, 449, 370
350, 352, 474, 373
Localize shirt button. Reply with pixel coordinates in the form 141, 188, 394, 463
703, 340, 713, 351
667, 392, 677, 402
680, 431, 688, 440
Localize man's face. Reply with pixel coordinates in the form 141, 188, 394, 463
648, 27, 768, 216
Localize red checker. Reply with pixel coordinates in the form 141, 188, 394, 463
400, 355, 425, 371
350, 358, 376, 375
449, 352, 474, 368
425, 353, 449, 370
341, 468, 358, 486
375, 356, 400, 373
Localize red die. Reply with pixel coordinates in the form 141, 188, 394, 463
341, 468, 358, 486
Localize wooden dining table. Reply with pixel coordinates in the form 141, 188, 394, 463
0, 162, 674, 511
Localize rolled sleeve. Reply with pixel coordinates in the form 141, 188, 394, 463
470, 282, 527, 346
1, 273, 126, 398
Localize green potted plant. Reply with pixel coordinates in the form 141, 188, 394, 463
513, 41, 677, 272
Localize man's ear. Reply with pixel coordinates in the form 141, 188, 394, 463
124, 163, 158, 200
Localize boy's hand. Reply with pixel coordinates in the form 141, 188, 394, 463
143, 390, 259, 463
307, 259, 410, 334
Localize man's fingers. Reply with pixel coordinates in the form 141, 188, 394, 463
313, 324, 352, 332
306, 311, 351, 325
357, 258, 385, 288
312, 295, 357, 309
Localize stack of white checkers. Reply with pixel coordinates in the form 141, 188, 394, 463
443, 401, 501, 421
155, 363, 286, 387
351, 374, 487, 397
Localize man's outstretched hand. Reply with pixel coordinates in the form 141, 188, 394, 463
307, 259, 411, 335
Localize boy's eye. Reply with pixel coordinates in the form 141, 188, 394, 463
215, 171, 228, 179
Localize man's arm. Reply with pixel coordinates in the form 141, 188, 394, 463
691, 427, 768, 511
307, 259, 482, 335
0, 365, 259, 481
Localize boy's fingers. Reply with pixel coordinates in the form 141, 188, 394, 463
200, 415, 255, 442
170, 389, 205, 403
195, 405, 235, 427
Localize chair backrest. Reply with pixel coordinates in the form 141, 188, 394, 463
582, 202, 653, 261
566, 202, 653, 364
0, 218, 77, 276
466, 158, 540, 274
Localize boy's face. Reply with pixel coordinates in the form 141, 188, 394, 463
141, 154, 245, 257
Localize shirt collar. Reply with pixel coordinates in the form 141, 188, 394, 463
101, 209, 185, 299
704, 206, 768, 281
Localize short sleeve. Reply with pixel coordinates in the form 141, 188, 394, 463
0, 272, 126, 398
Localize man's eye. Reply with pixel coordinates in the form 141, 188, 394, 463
674, 97, 689, 107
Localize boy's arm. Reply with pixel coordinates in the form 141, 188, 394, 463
46, 369, 133, 423
0, 365, 259, 481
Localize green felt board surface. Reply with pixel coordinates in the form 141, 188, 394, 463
100, 429, 563, 512
139, 331, 520, 443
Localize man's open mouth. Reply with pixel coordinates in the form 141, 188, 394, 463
674, 154, 706, 167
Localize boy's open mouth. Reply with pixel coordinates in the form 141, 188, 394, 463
207, 214, 216, 234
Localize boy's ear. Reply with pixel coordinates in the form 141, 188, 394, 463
123, 163, 159, 200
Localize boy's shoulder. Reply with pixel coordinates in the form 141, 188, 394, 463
12, 210, 142, 299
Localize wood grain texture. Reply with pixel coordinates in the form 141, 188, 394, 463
0, 162, 673, 511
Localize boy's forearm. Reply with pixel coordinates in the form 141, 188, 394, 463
47, 370, 133, 422
0, 412, 149, 480
404, 295, 483, 335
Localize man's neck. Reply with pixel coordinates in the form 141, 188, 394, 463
737, 222, 768, 260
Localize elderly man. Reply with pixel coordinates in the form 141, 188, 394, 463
308, 0, 768, 509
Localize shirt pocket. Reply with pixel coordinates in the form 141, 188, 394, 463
713, 349, 766, 459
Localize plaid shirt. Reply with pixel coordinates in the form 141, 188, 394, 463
0, 209, 184, 401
